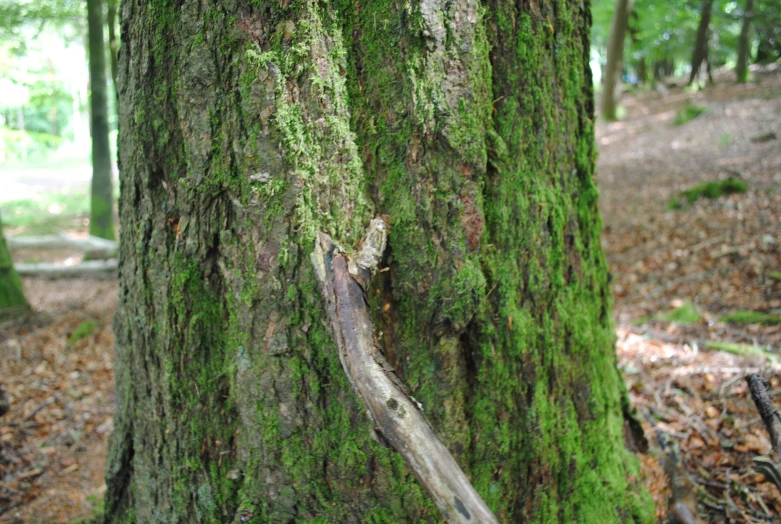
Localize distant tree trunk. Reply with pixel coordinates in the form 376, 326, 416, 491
87, 0, 115, 240
601, 0, 632, 121
688, 0, 714, 86
637, 57, 647, 85
107, 0, 118, 93
736, 0, 754, 83
102, 1, 652, 522
0, 217, 29, 320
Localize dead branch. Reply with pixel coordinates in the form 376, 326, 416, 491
7, 234, 117, 259
311, 221, 497, 524
15, 259, 117, 279
746, 375, 781, 455
745, 374, 781, 494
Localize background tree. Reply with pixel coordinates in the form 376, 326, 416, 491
0, 216, 28, 320
107, 0, 118, 94
86, 0, 114, 240
601, 0, 632, 120
103, 1, 652, 521
735, 0, 754, 83
688, 0, 715, 85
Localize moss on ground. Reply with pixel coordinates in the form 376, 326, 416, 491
68, 320, 98, 344
661, 301, 701, 324
670, 178, 748, 209
705, 341, 778, 363
721, 310, 781, 326
673, 103, 707, 125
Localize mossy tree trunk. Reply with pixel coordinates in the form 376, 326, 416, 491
87, 0, 115, 240
0, 217, 28, 320
688, 0, 714, 86
601, 0, 631, 121
735, 0, 754, 83
103, 1, 651, 522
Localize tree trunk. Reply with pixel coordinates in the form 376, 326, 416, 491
637, 56, 647, 85
87, 0, 115, 240
601, 0, 631, 121
688, 0, 714, 86
103, 1, 652, 522
0, 216, 29, 320
107, 0, 119, 94
736, 0, 754, 83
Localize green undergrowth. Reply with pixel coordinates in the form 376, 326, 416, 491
661, 301, 701, 324
68, 320, 98, 344
669, 178, 748, 209
673, 103, 706, 125
721, 310, 781, 326
705, 341, 778, 363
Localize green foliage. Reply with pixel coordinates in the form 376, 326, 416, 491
661, 301, 701, 323
669, 178, 748, 208
0, 127, 64, 163
0, 0, 83, 40
0, 189, 89, 234
591, 0, 781, 85
673, 103, 707, 125
720, 310, 781, 325
68, 320, 98, 344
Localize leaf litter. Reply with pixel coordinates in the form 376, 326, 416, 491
601, 66, 781, 522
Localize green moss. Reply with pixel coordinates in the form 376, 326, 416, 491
673, 103, 707, 125
670, 178, 748, 209
661, 301, 701, 324
705, 341, 778, 363
721, 310, 781, 326
0, 220, 28, 317
68, 320, 99, 344
630, 314, 651, 326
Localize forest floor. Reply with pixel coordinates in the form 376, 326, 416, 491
1, 66, 780, 522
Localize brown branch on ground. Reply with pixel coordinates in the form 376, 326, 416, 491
311, 220, 497, 524
745, 374, 781, 494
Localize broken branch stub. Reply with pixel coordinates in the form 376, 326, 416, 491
311, 224, 497, 524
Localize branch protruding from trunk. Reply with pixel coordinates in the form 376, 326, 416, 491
311, 221, 498, 524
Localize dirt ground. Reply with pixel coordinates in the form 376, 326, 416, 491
1, 67, 780, 522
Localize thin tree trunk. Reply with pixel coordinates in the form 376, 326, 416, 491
637, 56, 647, 85
689, 0, 715, 86
0, 216, 29, 320
736, 0, 754, 83
87, 0, 115, 240
103, 1, 652, 522
601, 0, 632, 121
107, 0, 118, 94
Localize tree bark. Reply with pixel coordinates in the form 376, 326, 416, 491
103, 1, 652, 522
736, 0, 754, 83
87, 0, 115, 240
688, 0, 715, 86
0, 217, 29, 320
601, 0, 631, 121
